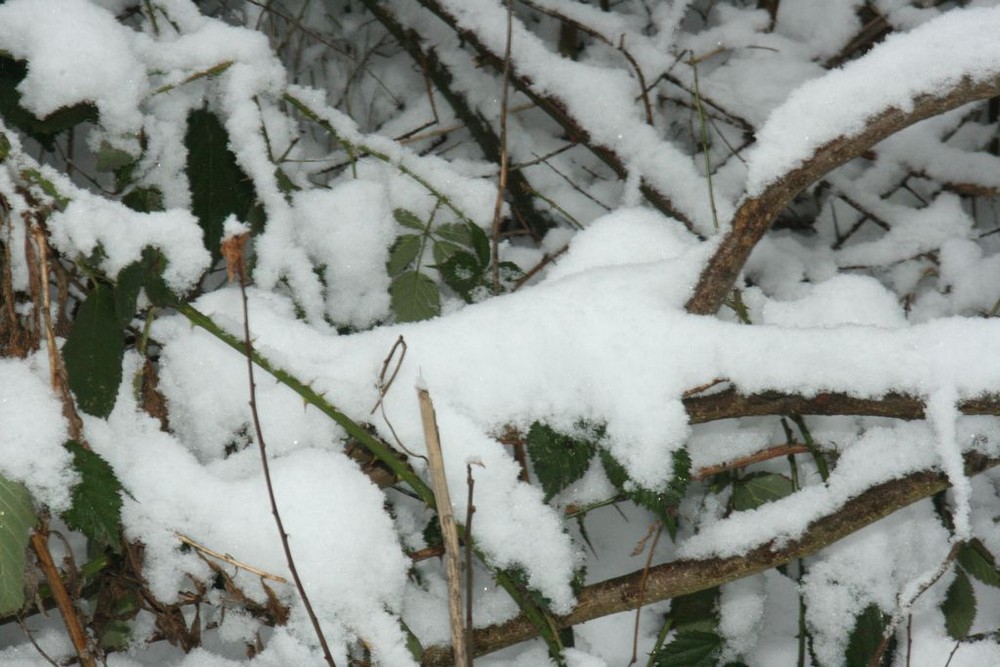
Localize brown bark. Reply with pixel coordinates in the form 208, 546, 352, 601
685, 73, 1000, 316
421, 452, 999, 664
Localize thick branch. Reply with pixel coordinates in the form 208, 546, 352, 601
421, 452, 1000, 664
414, 0, 697, 232
685, 73, 1000, 315
683, 388, 1000, 424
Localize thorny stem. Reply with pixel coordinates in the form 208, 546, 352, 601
231, 248, 337, 666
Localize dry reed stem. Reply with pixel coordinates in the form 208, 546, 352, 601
417, 385, 468, 666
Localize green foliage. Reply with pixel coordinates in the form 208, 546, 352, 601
845, 604, 890, 667
114, 262, 145, 328
63, 283, 124, 418
390, 270, 441, 322
185, 108, 257, 261
387, 209, 524, 321
651, 631, 722, 667
942, 567, 975, 639
0, 473, 35, 615
600, 448, 691, 535
730, 472, 794, 512
526, 422, 597, 502
62, 441, 124, 550
957, 539, 1000, 587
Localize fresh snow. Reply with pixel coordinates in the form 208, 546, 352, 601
0, 1, 998, 665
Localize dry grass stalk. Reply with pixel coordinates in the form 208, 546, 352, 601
417, 384, 469, 666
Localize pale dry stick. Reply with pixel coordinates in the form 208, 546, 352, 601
223, 233, 337, 667
417, 383, 469, 666
175, 533, 289, 584
30, 225, 83, 441
490, 0, 514, 295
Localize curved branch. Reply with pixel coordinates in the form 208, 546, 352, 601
685, 73, 1000, 315
420, 452, 1000, 664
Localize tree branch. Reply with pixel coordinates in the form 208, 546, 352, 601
685, 73, 1000, 315
420, 451, 1000, 664
683, 387, 1000, 424
413, 0, 698, 232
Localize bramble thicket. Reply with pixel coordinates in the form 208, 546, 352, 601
0, 1, 999, 666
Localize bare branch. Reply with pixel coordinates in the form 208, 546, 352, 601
686, 73, 1000, 315
420, 452, 1000, 664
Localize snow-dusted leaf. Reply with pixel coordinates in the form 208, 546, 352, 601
652, 631, 722, 667
438, 251, 482, 297
390, 270, 440, 322
957, 539, 1000, 587
941, 567, 975, 640
63, 283, 124, 418
731, 473, 794, 511
845, 604, 889, 667
526, 422, 596, 502
468, 222, 491, 268
0, 473, 35, 615
61, 441, 123, 550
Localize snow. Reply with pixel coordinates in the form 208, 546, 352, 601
746, 6, 1000, 196
0, 357, 76, 511
0, 0, 998, 664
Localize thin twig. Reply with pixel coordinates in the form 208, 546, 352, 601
417, 383, 468, 666
223, 233, 336, 667
30, 526, 95, 667
175, 533, 289, 584
629, 521, 664, 665
490, 0, 514, 295
465, 462, 481, 664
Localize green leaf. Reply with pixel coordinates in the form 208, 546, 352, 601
730, 472, 794, 511
0, 473, 36, 615
390, 271, 441, 322
394, 208, 425, 230
431, 238, 466, 266
275, 167, 299, 195
185, 108, 256, 261
114, 262, 145, 328
941, 567, 975, 640
63, 284, 124, 418
95, 141, 136, 172
140, 247, 179, 308
600, 449, 690, 528
438, 251, 483, 297
122, 186, 164, 213
0, 132, 10, 161
434, 222, 472, 246
526, 422, 597, 502
652, 631, 722, 667
387, 234, 422, 276
467, 222, 491, 268
957, 539, 1000, 587
845, 604, 889, 667
666, 588, 719, 634
61, 441, 123, 550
